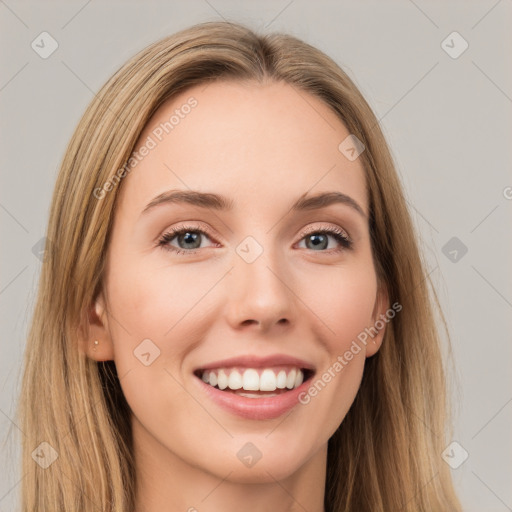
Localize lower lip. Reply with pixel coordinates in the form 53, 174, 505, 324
195, 376, 312, 420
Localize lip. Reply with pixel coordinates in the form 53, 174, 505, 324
195, 373, 313, 420
193, 353, 316, 420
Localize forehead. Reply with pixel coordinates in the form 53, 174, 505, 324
116, 80, 368, 220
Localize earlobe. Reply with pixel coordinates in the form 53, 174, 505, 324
77, 293, 115, 362
366, 285, 390, 358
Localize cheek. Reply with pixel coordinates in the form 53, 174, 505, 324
100, 262, 188, 421
298, 260, 378, 351
104, 255, 223, 416
106, 256, 212, 346
290, 257, 376, 424
332, 279, 377, 347
104, 258, 205, 440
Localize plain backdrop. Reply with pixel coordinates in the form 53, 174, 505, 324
1, 1, 511, 510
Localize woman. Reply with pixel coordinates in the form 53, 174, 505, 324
18, 21, 462, 511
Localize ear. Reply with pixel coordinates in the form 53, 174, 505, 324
365, 284, 390, 358
77, 292, 115, 362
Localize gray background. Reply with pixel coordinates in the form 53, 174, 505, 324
1, 1, 511, 510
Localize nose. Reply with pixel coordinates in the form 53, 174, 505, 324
224, 251, 296, 333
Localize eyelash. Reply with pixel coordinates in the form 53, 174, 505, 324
157, 224, 353, 255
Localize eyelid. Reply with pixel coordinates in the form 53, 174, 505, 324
299, 223, 351, 241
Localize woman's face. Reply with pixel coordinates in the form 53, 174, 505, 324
89, 80, 388, 483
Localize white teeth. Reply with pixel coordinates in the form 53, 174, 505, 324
276, 370, 287, 389
217, 369, 228, 390
259, 369, 277, 391
242, 369, 260, 391
200, 367, 307, 392
228, 370, 243, 390
286, 369, 296, 389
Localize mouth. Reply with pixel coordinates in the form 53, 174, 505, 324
192, 355, 316, 420
193, 366, 315, 398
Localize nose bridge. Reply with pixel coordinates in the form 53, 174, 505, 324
225, 235, 295, 329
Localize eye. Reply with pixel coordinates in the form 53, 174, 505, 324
157, 224, 353, 256
157, 225, 217, 255
296, 226, 352, 252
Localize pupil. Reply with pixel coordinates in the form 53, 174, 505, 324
180, 232, 200, 249
308, 234, 327, 250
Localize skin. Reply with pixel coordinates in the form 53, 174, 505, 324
82, 80, 388, 512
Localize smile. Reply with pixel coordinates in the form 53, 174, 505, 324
193, 355, 316, 420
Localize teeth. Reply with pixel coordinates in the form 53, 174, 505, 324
286, 369, 296, 389
217, 369, 228, 390
276, 370, 287, 389
260, 369, 277, 391
200, 367, 306, 392
242, 369, 260, 391
228, 370, 242, 390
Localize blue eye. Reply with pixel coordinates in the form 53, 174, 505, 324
298, 228, 352, 251
157, 225, 353, 255
157, 225, 215, 255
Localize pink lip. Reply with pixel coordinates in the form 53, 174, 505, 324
194, 353, 315, 372
195, 375, 313, 420
192, 353, 316, 420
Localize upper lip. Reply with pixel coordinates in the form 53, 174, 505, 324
194, 354, 316, 372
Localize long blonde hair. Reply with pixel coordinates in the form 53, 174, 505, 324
16, 21, 462, 511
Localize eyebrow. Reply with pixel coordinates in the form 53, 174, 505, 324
141, 189, 366, 218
